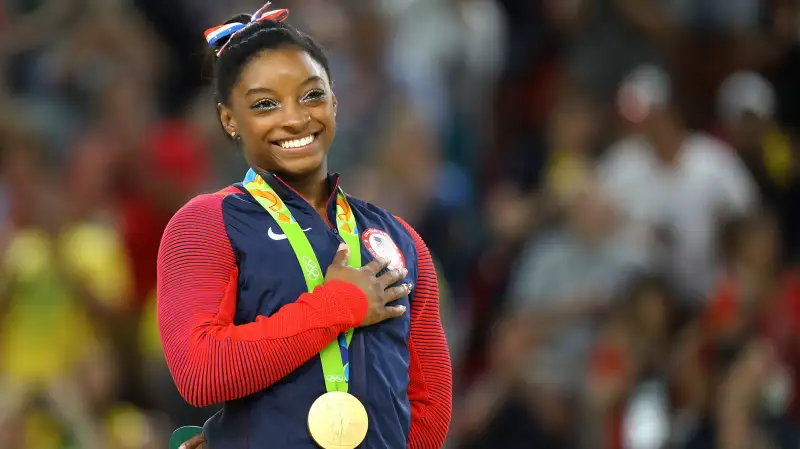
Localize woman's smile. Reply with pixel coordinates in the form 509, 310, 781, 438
272, 131, 322, 152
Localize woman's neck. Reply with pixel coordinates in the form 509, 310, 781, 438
282, 171, 330, 211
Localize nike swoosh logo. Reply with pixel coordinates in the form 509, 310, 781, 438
268, 226, 311, 241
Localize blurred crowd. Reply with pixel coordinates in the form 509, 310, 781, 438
2, 0, 800, 448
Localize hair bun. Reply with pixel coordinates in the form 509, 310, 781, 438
224, 13, 252, 26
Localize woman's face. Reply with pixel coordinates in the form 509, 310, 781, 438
219, 46, 337, 178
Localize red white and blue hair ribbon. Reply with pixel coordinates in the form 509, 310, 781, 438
204, 2, 290, 56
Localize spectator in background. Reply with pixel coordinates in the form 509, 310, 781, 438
716, 71, 800, 262
717, 72, 784, 194
0, 124, 104, 449
456, 182, 630, 449
667, 0, 773, 129
497, 88, 601, 208
583, 275, 679, 449
600, 65, 758, 306
0, 102, 167, 449
689, 212, 800, 449
460, 89, 601, 390
68, 49, 209, 315
115, 114, 211, 314
541, 91, 602, 211
72, 345, 167, 449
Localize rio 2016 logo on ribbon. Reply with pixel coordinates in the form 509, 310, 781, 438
248, 187, 292, 223
336, 196, 355, 235
301, 255, 321, 280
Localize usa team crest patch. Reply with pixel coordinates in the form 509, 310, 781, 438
362, 229, 406, 271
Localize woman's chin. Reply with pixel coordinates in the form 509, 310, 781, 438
272, 151, 327, 177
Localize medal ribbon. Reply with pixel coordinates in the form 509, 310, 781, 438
243, 171, 359, 394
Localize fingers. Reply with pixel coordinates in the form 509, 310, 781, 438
331, 243, 350, 267
384, 283, 412, 302
377, 267, 408, 289
179, 435, 206, 449
382, 304, 407, 319
362, 257, 390, 276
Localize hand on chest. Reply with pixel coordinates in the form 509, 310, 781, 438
230, 198, 414, 322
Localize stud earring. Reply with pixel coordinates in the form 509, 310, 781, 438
231, 132, 240, 140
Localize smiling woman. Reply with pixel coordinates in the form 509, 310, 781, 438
213, 12, 335, 187
219, 52, 333, 177
157, 3, 452, 449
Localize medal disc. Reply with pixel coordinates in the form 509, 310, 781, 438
307, 391, 368, 449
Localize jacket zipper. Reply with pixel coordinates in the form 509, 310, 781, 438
273, 173, 368, 446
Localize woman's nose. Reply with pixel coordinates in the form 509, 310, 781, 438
281, 103, 311, 133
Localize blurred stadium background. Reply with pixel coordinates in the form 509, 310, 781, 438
3, 0, 800, 448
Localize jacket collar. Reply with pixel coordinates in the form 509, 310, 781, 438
243, 168, 342, 226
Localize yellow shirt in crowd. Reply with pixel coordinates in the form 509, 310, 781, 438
0, 222, 131, 387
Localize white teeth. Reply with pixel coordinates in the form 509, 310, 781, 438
278, 134, 315, 149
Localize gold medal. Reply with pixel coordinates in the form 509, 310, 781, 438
307, 391, 368, 449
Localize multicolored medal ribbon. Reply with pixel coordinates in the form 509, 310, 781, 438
243, 170, 368, 448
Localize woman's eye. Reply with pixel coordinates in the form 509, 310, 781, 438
252, 99, 278, 111
302, 89, 326, 102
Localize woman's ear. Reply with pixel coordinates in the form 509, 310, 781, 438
218, 103, 238, 138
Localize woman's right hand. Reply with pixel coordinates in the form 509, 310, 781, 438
325, 243, 411, 327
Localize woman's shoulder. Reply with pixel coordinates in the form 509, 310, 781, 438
175, 187, 242, 217
168, 186, 242, 231
160, 188, 243, 258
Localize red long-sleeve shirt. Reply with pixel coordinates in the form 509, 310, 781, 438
157, 192, 452, 447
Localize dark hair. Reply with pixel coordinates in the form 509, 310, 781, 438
211, 14, 331, 106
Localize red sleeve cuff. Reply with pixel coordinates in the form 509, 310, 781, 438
311, 280, 368, 330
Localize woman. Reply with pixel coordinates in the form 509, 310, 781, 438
157, 3, 452, 448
